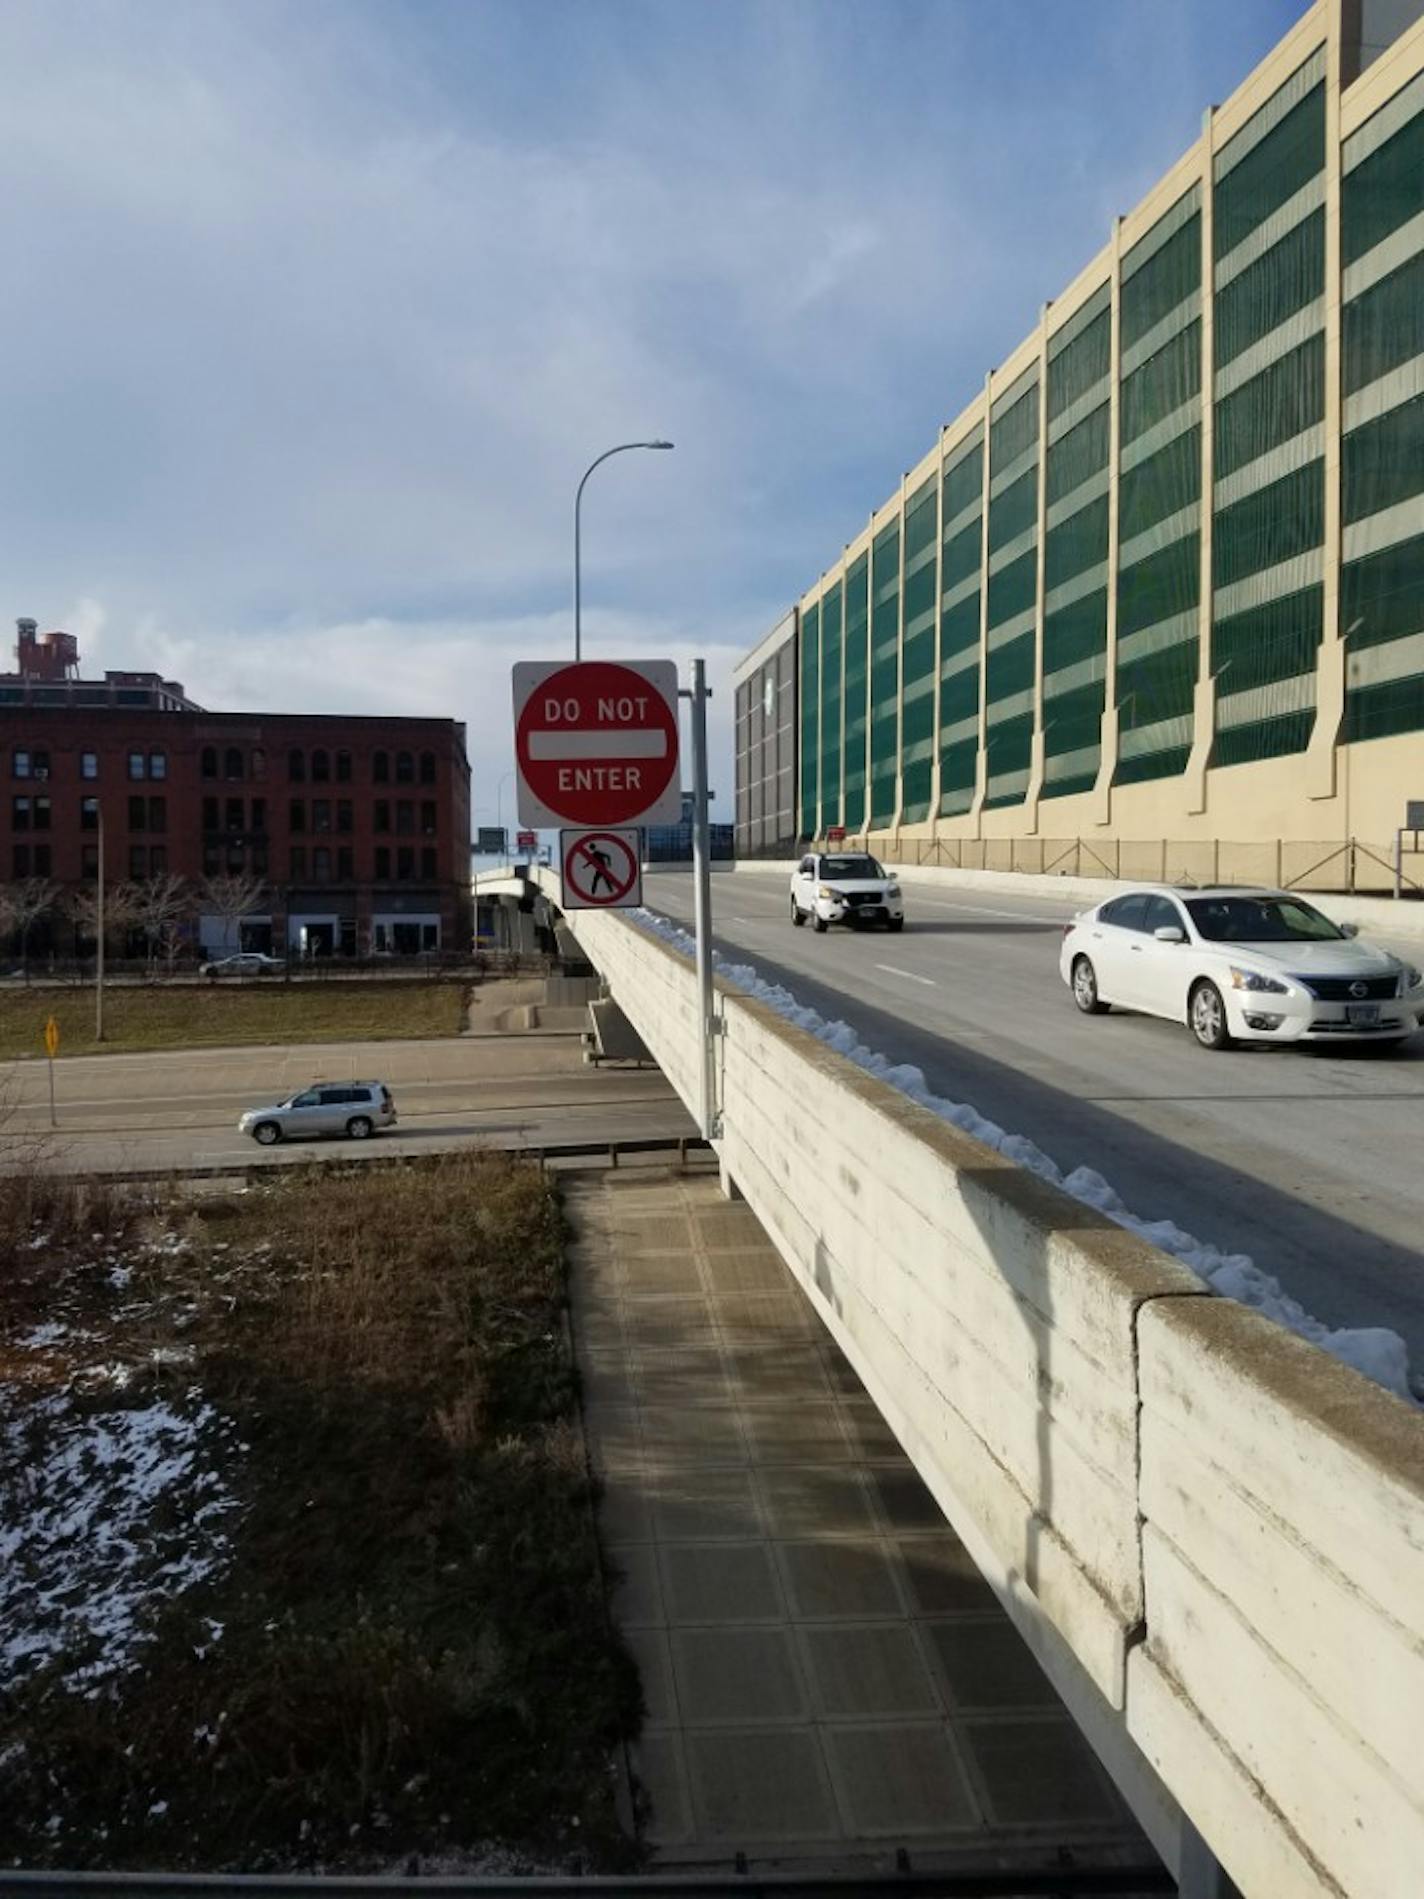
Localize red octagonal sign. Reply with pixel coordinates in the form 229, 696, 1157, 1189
513, 659, 681, 828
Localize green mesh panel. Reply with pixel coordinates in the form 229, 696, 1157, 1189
1214, 83, 1324, 261
939, 739, 977, 816
983, 712, 1033, 807
988, 468, 1037, 551
1115, 746, 1191, 786
1044, 588, 1107, 674
799, 602, 819, 838
819, 580, 843, 830
1212, 460, 1323, 589
1045, 495, 1109, 592
939, 578, 981, 815
842, 555, 869, 829
1213, 710, 1315, 768
990, 384, 1038, 469
903, 480, 938, 634
1043, 677, 1105, 798
1048, 308, 1111, 420
987, 547, 1037, 627
1344, 251, 1424, 396
943, 445, 982, 522
987, 629, 1035, 703
1213, 334, 1324, 479
1343, 102, 1424, 267
1342, 394, 1424, 526
1046, 403, 1109, 506
1121, 322, 1202, 444
1341, 532, 1424, 653
1214, 210, 1324, 369
942, 520, 981, 592
1117, 647, 1196, 728
900, 483, 937, 825
1122, 212, 1202, 350
1212, 584, 1323, 691
1119, 428, 1202, 542
870, 522, 900, 825
1118, 535, 1200, 639
1345, 674, 1424, 744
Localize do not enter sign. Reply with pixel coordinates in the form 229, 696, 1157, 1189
513, 659, 681, 828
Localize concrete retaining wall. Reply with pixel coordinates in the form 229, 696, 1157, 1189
551, 876, 1424, 1895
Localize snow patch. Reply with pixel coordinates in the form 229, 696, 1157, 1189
633, 907, 1415, 1403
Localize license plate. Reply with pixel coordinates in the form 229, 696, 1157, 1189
1348, 1003, 1381, 1025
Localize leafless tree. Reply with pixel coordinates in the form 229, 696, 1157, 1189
199, 872, 268, 955
68, 880, 139, 953
0, 879, 60, 972
129, 875, 192, 974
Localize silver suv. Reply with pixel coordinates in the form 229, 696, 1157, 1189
239, 1082, 397, 1146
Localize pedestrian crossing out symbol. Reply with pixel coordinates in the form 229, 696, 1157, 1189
559, 828, 642, 910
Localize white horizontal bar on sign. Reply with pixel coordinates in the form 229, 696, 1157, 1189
527, 730, 668, 760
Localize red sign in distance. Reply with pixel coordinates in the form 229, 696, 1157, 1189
513, 659, 680, 829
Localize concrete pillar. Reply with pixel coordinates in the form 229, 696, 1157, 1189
718, 1162, 743, 1203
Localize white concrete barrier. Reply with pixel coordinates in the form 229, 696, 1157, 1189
549, 874, 1424, 1895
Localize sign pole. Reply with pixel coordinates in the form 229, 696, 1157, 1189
44, 1014, 59, 1127
688, 658, 718, 1140
96, 806, 105, 1043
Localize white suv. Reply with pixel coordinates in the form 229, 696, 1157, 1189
791, 852, 904, 933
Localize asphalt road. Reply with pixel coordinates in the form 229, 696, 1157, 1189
3, 1033, 693, 1173
643, 868, 1424, 1369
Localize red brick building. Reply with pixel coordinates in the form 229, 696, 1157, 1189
0, 620, 472, 956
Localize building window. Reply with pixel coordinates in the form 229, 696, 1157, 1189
225, 844, 243, 873
201, 746, 218, 778
12, 845, 29, 876
397, 846, 415, 880
395, 750, 414, 784
81, 796, 99, 831
149, 797, 167, 833
396, 801, 414, 835
81, 843, 98, 879
289, 799, 306, 834
81, 751, 98, 780
313, 846, 332, 881
419, 750, 436, 785
421, 846, 437, 879
203, 843, 220, 875
251, 842, 269, 876
222, 747, 240, 780
337, 845, 354, 880
252, 797, 266, 832
290, 846, 307, 878
129, 795, 147, 831
335, 749, 352, 783
33, 797, 50, 831
128, 752, 146, 780
374, 799, 390, 833
312, 799, 331, 834
336, 799, 352, 833
33, 748, 50, 778
32, 843, 50, 876
11, 796, 30, 831
150, 750, 168, 781
421, 800, 437, 836
311, 748, 330, 783
12, 749, 29, 779
150, 844, 168, 875
288, 748, 305, 782
226, 797, 244, 831
375, 845, 391, 879
203, 796, 219, 830
129, 845, 147, 878
251, 747, 266, 780
373, 750, 389, 784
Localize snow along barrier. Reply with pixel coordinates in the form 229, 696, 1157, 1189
547, 878, 1424, 1897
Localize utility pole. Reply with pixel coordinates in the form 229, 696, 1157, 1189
95, 806, 105, 1042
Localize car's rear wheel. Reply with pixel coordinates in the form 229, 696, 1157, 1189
887, 917, 904, 933
813, 914, 829, 934
1071, 956, 1109, 1015
346, 1115, 374, 1140
1190, 980, 1234, 1051
252, 1121, 281, 1146
790, 898, 805, 927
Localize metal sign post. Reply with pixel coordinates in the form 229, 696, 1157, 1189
685, 659, 718, 1141
44, 1014, 59, 1126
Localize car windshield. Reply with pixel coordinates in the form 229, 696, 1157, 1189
819, 855, 883, 880
1185, 895, 1345, 943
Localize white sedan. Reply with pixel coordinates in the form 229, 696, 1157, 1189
791, 851, 904, 933
1060, 884, 1423, 1051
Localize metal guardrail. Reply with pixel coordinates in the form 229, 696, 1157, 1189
0, 1861, 1175, 1895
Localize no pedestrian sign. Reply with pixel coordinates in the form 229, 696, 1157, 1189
560, 828, 643, 911
513, 659, 681, 829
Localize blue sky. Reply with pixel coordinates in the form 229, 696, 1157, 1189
0, 0, 1305, 812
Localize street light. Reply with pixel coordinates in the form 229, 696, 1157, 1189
494, 769, 515, 856
574, 440, 674, 661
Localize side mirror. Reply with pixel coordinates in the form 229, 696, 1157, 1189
1340, 921, 1360, 938
1154, 925, 1186, 944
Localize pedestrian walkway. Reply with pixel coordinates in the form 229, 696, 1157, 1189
565, 1165, 1161, 1876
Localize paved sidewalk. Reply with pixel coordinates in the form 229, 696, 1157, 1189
565, 1166, 1158, 1874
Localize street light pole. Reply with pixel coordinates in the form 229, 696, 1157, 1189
574, 440, 674, 661
95, 805, 105, 1043
495, 769, 514, 854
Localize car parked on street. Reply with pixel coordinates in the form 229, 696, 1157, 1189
201, 952, 285, 979
790, 852, 904, 933
238, 1081, 398, 1145
1060, 884, 1424, 1051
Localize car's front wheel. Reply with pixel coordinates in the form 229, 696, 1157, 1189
813, 913, 829, 934
790, 897, 805, 927
346, 1115, 374, 1140
252, 1121, 281, 1146
887, 916, 904, 933
1071, 955, 1109, 1015
1190, 980, 1234, 1051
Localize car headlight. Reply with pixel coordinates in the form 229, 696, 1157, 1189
1229, 966, 1289, 994
1401, 964, 1423, 993
886, 884, 901, 898
817, 885, 842, 901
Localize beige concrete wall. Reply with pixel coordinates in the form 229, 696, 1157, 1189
548, 879, 1424, 1892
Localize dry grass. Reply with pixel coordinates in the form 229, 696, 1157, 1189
0, 980, 466, 1060
0, 1156, 640, 1873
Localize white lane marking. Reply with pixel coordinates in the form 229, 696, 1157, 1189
874, 963, 937, 987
